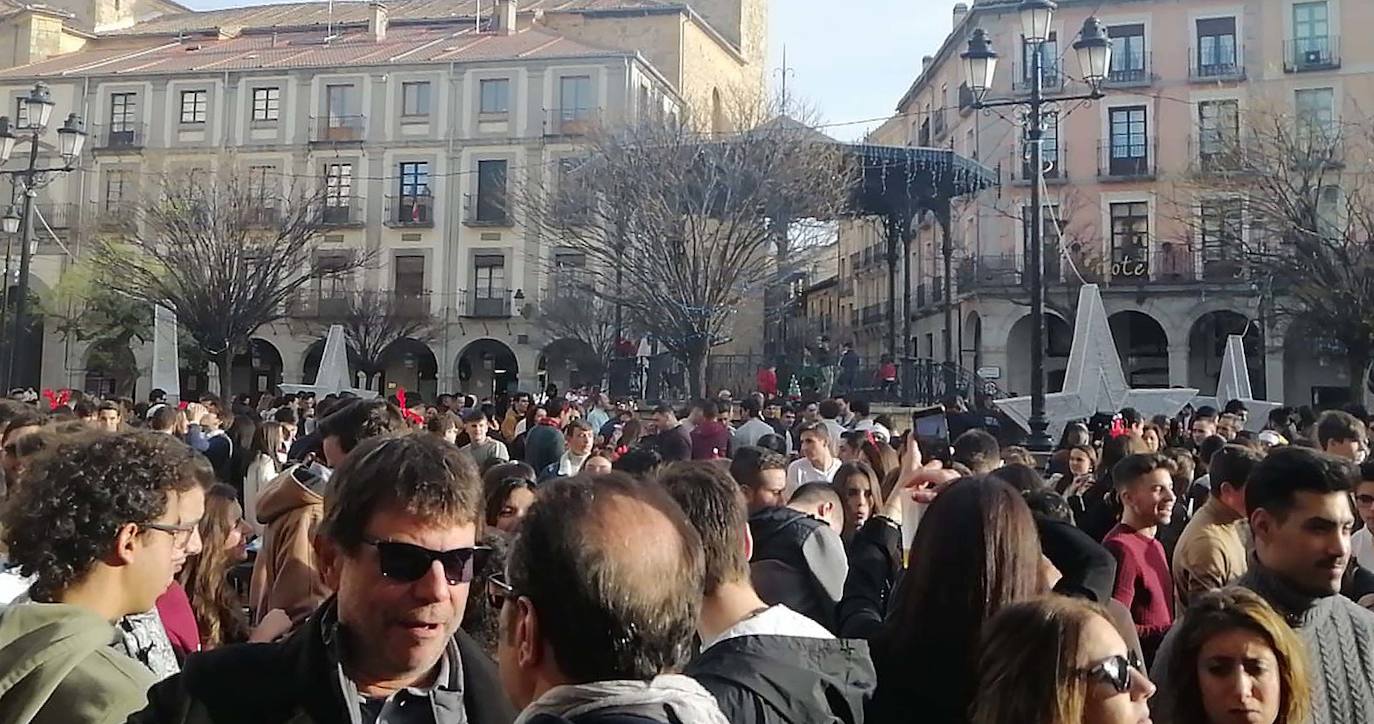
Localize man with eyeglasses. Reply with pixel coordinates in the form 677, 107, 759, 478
0, 430, 211, 724
133, 433, 515, 724
488, 472, 728, 724
1352, 462, 1374, 572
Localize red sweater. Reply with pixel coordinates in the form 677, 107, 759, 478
1103, 523, 1174, 656
156, 582, 201, 660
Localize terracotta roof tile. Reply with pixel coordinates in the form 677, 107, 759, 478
101, 0, 676, 37
0, 25, 628, 78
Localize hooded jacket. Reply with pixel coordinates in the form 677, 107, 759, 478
687, 635, 875, 724
248, 466, 329, 624
0, 601, 156, 724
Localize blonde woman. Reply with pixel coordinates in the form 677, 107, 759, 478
973, 596, 1155, 724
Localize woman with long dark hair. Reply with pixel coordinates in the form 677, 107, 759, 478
864, 475, 1046, 724
832, 460, 881, 542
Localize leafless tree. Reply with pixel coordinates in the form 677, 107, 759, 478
533, 288, 618, 365
520, 101, 857, 397
330, 289, 437, 388
91, 169, 370, 399
1176, 106, 1374, 400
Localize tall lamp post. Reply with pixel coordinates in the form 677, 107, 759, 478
961, 0, 1110, 451
0, 81, 87, 391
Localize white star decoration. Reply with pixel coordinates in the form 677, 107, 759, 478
279, 324, 377, 398
1193, 334, 1281, 433
995, 284, 1198, 440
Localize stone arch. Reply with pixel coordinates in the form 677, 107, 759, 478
231, 337, 284, 401
2, 281, 45, 390
962, 310, 983, 374
455, 338, 519, 400
82, 338, 138, 398
378, 338, 439, 402
1108, 311, 1169, 388
1005, 311, 1072, 396
301, 336, 364, 389
1188, 311, 1265, 398
1284, 317, 1350, 408
538, 338, 603, 393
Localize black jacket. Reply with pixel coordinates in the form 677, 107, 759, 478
749, 508, 849, 631
687, 635, 875, 724
836, 516, 902, 640
127, 600, 516, 724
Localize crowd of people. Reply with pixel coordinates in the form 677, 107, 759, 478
0, 382, 1372, 724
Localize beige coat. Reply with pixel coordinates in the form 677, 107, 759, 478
1172, 496, 1249, 610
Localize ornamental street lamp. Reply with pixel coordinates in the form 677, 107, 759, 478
0, 82, 87, 390
963, 2, 1111, 451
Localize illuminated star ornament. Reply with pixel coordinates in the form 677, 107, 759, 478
996, 284, 1198, 440
1193, 334, 1281, 433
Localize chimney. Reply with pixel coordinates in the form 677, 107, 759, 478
494, 0, 517, 35
921, 55, 934, 74
953, 3, 968, 30
368, 1, 388, 41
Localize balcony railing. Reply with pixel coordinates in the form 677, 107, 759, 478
95, 123, 146, 150
460, 289, 514, 318
956, 254, 1022, 291
1188, 48, 1245, 81
310, 115, 366, 143
318, 196, 365, 227
93, 201, 136, 231
546, 109, 597, 136
384, 194, 433, 227
1011, 62, 1064, 93
1284, 36, 1340, 72
463, 193, 511, 227
1098, 140, 1157, 180
1014, 145, 1066, 183
287, 290, 432, 320
243, 204, 281, 229
33, 202, 76, 230
1187, 134, 1249, 175
1105, 52, 1155, 87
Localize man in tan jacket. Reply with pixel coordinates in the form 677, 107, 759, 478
248, 398, 406, 624
1172, 444, 1260, 609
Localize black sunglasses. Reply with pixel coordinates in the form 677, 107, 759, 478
1079, 653, 1144, 694
362, 539, 491, 585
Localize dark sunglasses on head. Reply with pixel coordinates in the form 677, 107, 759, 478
362, 539, 491, 585
1079, 653, 1144, 694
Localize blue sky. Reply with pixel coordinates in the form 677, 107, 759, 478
180, 0, 950, 141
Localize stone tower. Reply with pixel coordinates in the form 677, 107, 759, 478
689, 0, 768, 72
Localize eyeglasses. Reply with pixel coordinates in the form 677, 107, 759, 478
1355, 494, 1374, 507
142, 521, 198, 547
1078, 653, 1145, 694
362, 539, 491, 586
486, 573, 519, 609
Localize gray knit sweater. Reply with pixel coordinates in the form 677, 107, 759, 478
1151, 561, 1374, 724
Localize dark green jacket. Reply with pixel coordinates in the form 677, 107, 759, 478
0, 601, 155, 724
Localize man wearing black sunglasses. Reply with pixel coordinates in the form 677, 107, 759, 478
134, 434, 517, 724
